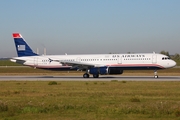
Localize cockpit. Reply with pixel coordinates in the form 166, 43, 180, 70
162, 57, 170, 60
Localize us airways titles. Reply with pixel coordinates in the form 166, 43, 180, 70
112, 54, 145, 58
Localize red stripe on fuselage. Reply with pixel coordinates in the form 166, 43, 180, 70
107, 64, 164, 69
26, 64, 164, 69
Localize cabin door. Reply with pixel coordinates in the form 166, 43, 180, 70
118, 56, 122, 64
152, 55, 157, 63
34, 58, 38, 66
76, 57, 81, 62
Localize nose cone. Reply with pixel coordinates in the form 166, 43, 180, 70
171, 60, 177, 67
165, 60, 176, 68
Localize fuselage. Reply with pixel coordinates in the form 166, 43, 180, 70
11, 53, 176, 70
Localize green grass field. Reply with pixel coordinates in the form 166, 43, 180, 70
0, 60, 180, 119
0, 81, 180, 120
0, 60, 22, 66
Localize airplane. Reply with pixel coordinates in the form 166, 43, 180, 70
10, 33, 176, 78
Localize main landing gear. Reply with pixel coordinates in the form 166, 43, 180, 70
83, 70, 159, 78
83, 73, 89, 78
83, 73, 99, 78
154, 70, 158, 78
93, 74, 99, 78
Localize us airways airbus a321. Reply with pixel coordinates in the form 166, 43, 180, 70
10, 33, 176, 78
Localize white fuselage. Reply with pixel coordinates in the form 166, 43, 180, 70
11, 53, 176, 70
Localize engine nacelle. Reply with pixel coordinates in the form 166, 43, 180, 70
89, 67, 123, 75
108, 67, 123, 74
89, 67, 108, 75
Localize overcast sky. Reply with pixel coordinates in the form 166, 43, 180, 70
0, 0, 180, 57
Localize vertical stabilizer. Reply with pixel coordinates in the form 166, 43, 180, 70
12, 33, 38, 57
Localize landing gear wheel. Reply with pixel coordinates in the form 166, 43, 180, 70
83, 73, 89, 78
93, 74, 99, 78
154, 75, 158, 78
154, 70, 158, 79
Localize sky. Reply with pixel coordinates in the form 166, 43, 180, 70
0, 0, 180, 57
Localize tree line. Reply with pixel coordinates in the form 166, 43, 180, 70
160, 50, 180, 60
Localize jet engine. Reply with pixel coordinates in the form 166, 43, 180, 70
89, 67, 123, 75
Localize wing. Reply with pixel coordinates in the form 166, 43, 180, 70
52, 59, 105, 70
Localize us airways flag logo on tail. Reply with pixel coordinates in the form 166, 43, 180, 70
17, 45, 25, 51
12, 33, 38, 57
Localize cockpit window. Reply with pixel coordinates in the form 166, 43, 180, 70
162, 57, 170, 60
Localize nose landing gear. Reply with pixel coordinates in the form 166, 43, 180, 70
154, 70, 158, 78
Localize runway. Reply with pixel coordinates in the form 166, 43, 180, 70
0, 75, 180, 81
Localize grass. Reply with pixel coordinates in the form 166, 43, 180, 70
0, 60, 21, 66
0, 81, 180, 119
48, 81, 57, 85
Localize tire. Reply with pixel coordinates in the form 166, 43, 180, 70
83, 73, 89, 78
93, 74, 99, 78
154, 75, 158, 78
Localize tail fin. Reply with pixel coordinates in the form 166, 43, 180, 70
12, 33, 38, 57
